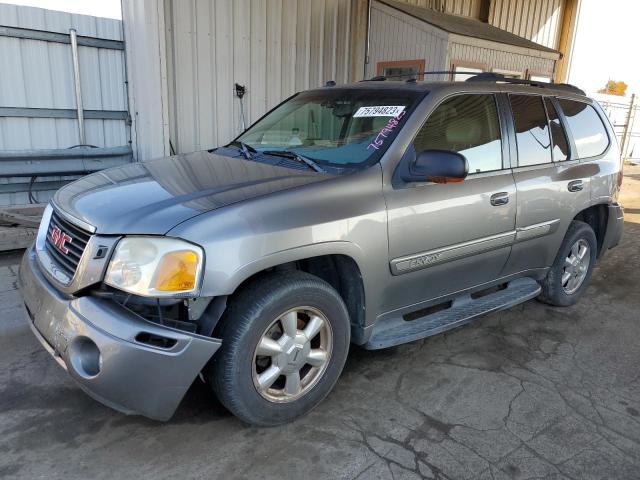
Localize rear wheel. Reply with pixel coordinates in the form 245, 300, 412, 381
539, 220, 597, 306
209, 271, 350, 426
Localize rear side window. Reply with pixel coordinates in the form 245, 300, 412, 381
544, 98, 570, 161
509, 95, 552, 167
558, 99, 609, 158
413, 94, 502, 174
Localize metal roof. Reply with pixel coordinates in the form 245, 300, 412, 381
378, 0, 560, 54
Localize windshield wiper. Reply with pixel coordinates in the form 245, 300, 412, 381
227, 140, 256, 160
263, 150, 326, 173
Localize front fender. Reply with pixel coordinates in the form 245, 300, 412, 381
222, 240, 367, 294
168, 166, 390, 331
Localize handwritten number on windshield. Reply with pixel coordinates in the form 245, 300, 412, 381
366, 111, 407, 151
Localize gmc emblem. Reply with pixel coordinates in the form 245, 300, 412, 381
51, 226, 73, 254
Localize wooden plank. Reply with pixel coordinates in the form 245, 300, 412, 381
0, 226, 37, 251
0, 204, 44, 228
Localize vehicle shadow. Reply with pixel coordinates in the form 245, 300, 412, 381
171, 378, 235, 425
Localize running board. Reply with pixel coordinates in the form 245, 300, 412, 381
365, 277, 541, 349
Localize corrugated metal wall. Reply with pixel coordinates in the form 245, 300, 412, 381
448, 39, 556, 76
121, 0, 171, 162
0, 4, 127, 150
122, 0, 567, 160
396, 0, 483, 18
366, 2, 450, 78
0, 4, 129, 205
393, 0, 566, 50
165, 0, 353, 154
488, 0, 564, 49
369, 1, 556, 79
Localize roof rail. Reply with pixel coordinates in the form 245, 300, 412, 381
465, 72, 586, 95
361, 70, 586, 95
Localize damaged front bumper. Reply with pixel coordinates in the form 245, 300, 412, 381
18, 247, 222, 421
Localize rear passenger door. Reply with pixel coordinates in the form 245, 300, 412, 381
501, 94, 591, 275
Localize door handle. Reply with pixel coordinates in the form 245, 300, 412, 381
490, 192, 510, 206
568, 180, 584, 192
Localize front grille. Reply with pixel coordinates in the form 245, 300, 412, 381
45, 209, 92, 278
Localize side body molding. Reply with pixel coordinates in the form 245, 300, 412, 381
390, 231, 516, 275
515, 219, 561, 242
390, 219, 561, 275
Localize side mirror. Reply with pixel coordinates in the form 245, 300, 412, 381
402, 149, 469, 184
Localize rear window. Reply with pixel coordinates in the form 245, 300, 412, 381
509, 95, 552, 167
557, 99, 609, 158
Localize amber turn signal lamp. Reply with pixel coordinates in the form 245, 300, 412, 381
154, 250, 199, 291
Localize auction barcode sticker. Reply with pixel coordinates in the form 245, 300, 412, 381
353, 106, 406, 117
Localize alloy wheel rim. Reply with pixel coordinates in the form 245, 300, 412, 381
252, 307, 333, 403
562, 239, 590, 294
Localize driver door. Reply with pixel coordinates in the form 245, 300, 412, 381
382, 93, 517, 313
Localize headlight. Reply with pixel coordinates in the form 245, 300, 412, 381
105, 237, 204, 297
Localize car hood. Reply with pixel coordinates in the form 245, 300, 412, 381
53, 150, 332, 234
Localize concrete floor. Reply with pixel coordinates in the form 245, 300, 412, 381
2, 167, 640, 480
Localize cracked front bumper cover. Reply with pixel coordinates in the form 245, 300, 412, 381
18, 247, 222, 421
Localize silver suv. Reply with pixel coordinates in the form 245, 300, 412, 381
19, 74, 624, 426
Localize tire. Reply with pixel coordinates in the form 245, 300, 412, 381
208, 270, 351, 426
538, 220, 598, 307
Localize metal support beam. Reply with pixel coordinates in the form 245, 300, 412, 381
0, 25, 124, 50
0, 145, 133, 177
69, 29, 85, 145
621, 94, 636, 160
0, 107, 129, 120
0, 180, 72, 195
555, 0, 581, 82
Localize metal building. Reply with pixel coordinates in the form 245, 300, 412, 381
0, 0, 581, 207
123, 0, 357, 161
122, 0, 580, 161
0, 4, 132, 206
368, 0, 559, 82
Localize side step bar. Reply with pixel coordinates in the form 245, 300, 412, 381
365, 277, 541, 349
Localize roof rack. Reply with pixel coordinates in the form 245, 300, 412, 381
361, 70, 586, 95
465, 72, 585, 95
363, 71, 458, 82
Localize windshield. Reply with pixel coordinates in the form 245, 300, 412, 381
236, 88, 424, 168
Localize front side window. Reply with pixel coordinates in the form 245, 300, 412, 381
413, 94, 502, 174
544, 98, 570, 161
509, 95, 552, 167
557, 99, 609, 158
236, 88, 423, 169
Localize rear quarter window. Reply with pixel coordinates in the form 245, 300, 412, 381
557, 99, 609, 158
509, 94, 552, 167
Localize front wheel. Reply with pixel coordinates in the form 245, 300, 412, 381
209, 271, 350, 426
538, 220, 598, 307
